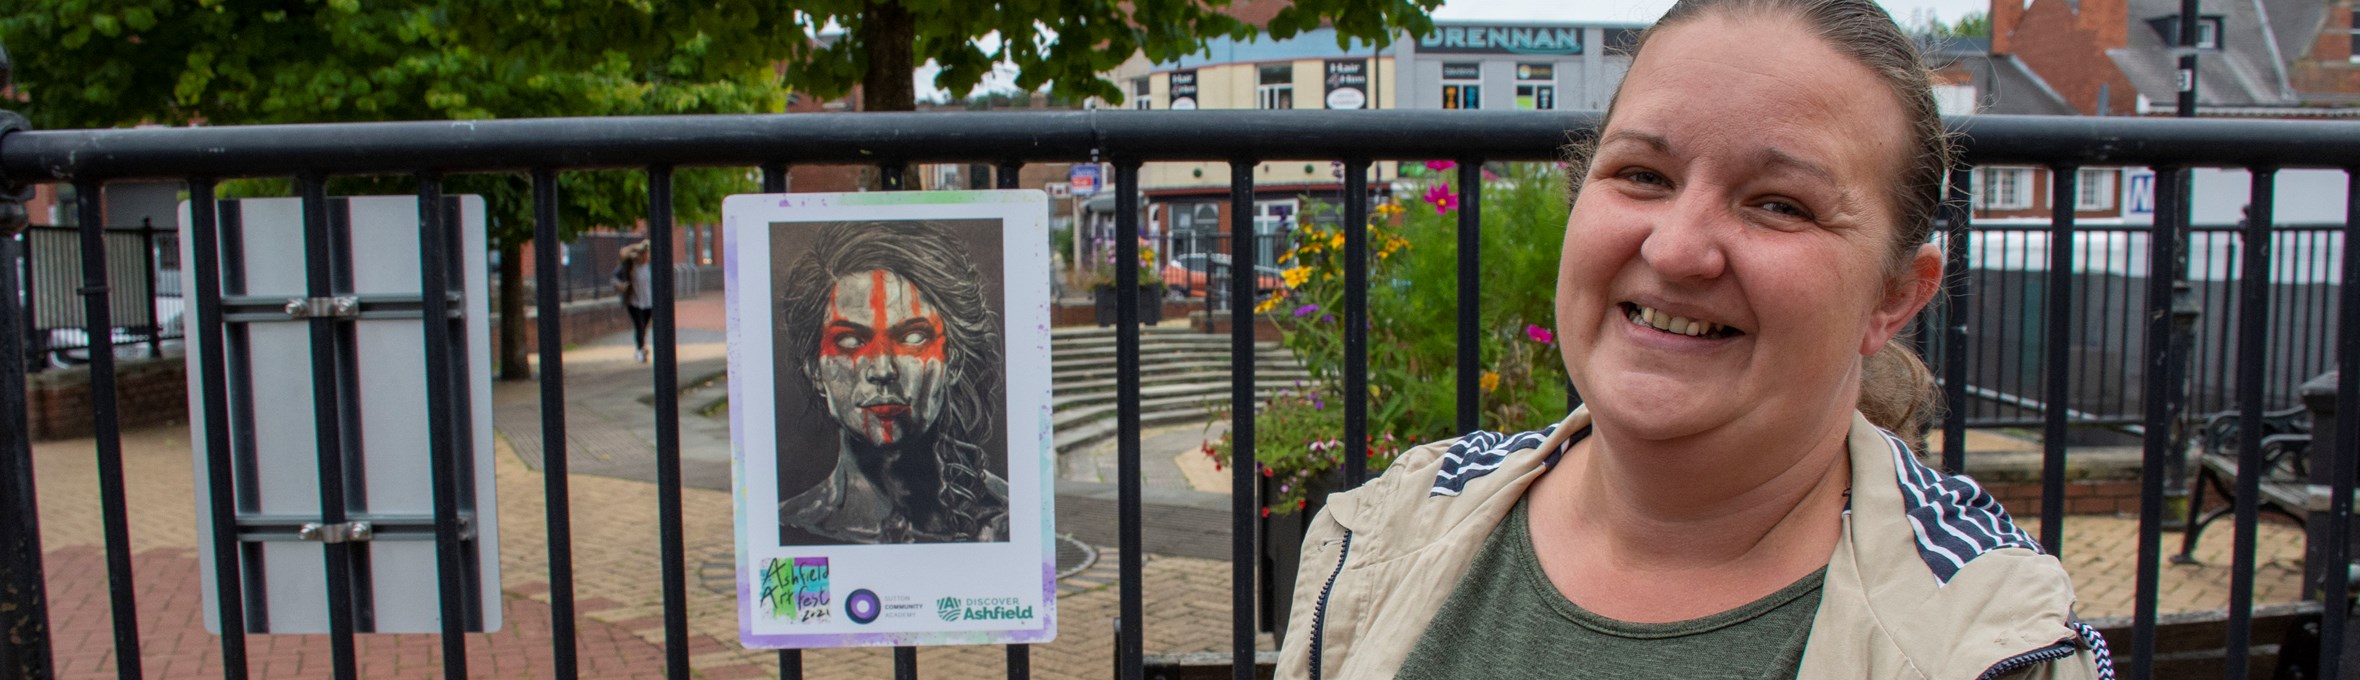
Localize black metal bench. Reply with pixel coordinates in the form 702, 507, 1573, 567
2178, 407, 2318, 564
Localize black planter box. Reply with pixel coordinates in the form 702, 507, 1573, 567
1093, 284, 1165, 326
1259, 469, 1343, 642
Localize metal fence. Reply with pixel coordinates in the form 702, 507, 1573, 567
12, 223, 182, 370
1920, 223, 2345, 429
0, 109, 2355, 680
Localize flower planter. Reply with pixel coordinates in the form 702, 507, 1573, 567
1258, 468, 1344, 640
1092, 284, 1165, 326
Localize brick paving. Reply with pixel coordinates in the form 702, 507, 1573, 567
19, 289, 2320, 678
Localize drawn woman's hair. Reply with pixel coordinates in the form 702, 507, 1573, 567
777, 220, 1006, 540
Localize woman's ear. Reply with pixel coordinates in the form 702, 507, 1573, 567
1861, 243, 1942, 356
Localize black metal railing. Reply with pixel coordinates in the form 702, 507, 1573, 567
13, 223, 181, 370
0, 109, 2353, 680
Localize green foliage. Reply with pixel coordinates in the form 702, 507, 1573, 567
775, 0, 1440, 107
1208, 163, 1573, 514
1930, 11, 1990, 38
2, 1, 775, 243
1197, 385, 1401, 516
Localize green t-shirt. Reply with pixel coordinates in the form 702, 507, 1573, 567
1396, 497, 1825, 680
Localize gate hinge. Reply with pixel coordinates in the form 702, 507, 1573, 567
297, 521, 374, 544
284, 296, 361, 319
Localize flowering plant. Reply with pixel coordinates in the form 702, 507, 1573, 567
1083, 236, 1165, 289
1205, 164, 1574, 513
1202, 383, 1402, 516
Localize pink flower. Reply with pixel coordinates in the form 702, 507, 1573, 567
1424, 160, 1457, 171
1526, 324, 1554, 344
1423, 183, 1459, 213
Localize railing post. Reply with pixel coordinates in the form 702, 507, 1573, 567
0, 49, 56, 674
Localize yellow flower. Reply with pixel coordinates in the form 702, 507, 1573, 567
1480, 371, 1502, 393
1281, 266, 1313, 288
1327, 232, 1345, 250
1255, 293, 1287, 314
1373, 201, 1405, 219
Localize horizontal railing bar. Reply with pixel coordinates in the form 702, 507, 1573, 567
10, 112, 2360, 181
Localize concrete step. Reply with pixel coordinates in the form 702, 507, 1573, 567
1053, 347, 1296, 369
1053, 357, 1302, 384
1053, 379, 1294, 412
1053, 369, 1313, 405
1050, 341, 1284, 362
1051, 403, 1258, 455
1052, 389, 1275, 434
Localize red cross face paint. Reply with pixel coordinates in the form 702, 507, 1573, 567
812, 269, 951, 447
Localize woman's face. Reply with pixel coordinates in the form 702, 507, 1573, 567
810, 269, 952, 447
1554, 14, 1940, 443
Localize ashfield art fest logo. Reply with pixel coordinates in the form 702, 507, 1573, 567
759, 557, 831, 624
934, 596, 1036, 623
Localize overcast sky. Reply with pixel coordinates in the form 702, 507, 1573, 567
1431, 0, 1992, 26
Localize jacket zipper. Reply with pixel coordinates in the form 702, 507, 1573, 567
1308, 529, 1354, 680
1975, 640, 2077, 680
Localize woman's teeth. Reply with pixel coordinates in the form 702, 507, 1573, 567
1626, 304, 1735, 338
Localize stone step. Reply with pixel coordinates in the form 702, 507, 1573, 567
1053, 357, 1302, 384
1050, 340, 1285, 361
1053, 379, 1294, 412
1052, 389, 1274, 434
1051, 402, 1258, 455
1050, 325, 1224, 340
1053, 369, 1313, 405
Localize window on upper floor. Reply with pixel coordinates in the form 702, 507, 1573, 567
2150, 15, 2224, 49
2074, 168, 2117, 211
1132, 77, 1151, 110
1258, 65, 1295, 110
1974, 167, 2035, 211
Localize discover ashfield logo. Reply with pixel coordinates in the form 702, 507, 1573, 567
933, 596, 1035, 623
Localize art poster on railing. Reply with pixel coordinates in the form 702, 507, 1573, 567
723, 190, 1056, 648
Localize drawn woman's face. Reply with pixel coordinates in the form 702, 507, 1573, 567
811, 269, 951, 446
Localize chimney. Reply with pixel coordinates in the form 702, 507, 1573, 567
1992, 0, 2024, 54
2076, 0, 2131, 49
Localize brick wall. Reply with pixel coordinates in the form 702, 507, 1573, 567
1994, 0, 2138, 116
26, 356, 187, 440
1982, 479, 2149, 517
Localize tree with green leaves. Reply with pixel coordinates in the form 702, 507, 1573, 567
3, 1, 792, 378
493, 0, 1444, 112
4, 0, 1443, 376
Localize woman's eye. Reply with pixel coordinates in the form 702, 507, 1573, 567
1760, 199, 1810, 219
1623, 169, 1668, 186
900, 330, 932, 345
834, 334, 863, 350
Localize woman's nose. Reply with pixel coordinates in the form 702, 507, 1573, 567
863, 357, 899, 385
1638, 196, 1729, 281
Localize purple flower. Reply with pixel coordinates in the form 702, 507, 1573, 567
1320, 314, 1333, 323
1293, 303, 1320, 318
1424, 160, 1457, 171
1313, 395, 1325, 411
1526, 324, 1555, 344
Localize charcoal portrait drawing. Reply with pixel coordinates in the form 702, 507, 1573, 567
773, 220, 1011, 545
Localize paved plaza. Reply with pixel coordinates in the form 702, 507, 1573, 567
23, 290, 2316, 678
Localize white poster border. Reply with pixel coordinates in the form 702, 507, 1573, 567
724, 190, 1056, 648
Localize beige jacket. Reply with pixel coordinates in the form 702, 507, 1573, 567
1276, 408, 2113, 679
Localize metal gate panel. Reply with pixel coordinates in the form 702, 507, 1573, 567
179, 195, 499, 635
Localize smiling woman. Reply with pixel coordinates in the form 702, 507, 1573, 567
1274, 1, 2111, 678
